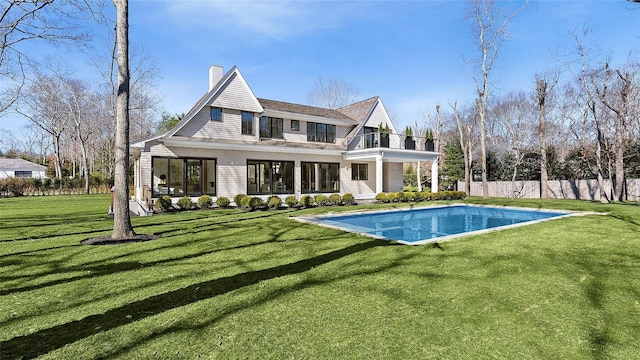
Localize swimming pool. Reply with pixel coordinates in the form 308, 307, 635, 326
299, 204, 572, 245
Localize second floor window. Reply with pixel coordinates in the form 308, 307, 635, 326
242, 112, 253, 135
210, 107, 222, 121
291, 119, 300, 131
260, 116, 283, 139
307, 122, 336, 143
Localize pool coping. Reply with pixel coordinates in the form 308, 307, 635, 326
294, 203, 603, 245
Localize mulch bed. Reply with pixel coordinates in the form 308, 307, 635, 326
81, 234, 160, 245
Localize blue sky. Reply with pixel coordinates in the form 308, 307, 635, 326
1, 0, 639, 145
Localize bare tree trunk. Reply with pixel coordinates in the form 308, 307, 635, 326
450, 102, 472, 196
590, 102, 609, 204
477, 98, 489, 199
537, 80, 549, 198
112, 0, 135, 239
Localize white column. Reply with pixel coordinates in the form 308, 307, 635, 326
315, 163, 321, 192
431, 159, 439, 192
376, 155, 383, 194
417, 161, 422, 192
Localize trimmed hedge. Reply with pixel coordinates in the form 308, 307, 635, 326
375, 190, 466, 203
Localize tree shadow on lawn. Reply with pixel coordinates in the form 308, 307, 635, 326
0, 239, 390, 359
0, 218, 318, 296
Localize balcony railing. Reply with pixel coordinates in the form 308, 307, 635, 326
352, 133, 434, 151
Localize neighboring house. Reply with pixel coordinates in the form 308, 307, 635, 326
131, 65, 438, 207
0, 158, 47, 179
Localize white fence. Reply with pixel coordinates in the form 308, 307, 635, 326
457, 179, 640, 202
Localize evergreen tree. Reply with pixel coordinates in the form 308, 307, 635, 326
441, 137, 465, 189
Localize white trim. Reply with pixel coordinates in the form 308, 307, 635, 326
343, 148, 438, 162
162, 138, 344, 156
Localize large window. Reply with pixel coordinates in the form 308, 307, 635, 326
152, 157, 216, 197
351, 163, 368, 180
210, 107, 222, 121
259, 116, 283, 139
242, 111, 253, 135
301, 162, 340, 193
307, 122, 336, 143
247, 160, 293, 195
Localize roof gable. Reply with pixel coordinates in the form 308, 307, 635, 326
167, 67, 263, 138
337, 96, 378, 123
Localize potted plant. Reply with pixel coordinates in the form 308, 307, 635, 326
378, 123, 390, 148
404, 126, 415, 150
424, 129, 435, 151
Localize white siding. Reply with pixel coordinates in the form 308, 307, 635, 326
341, 161, 377, 195
383, 162, 404, 193
212, 73, 262, 112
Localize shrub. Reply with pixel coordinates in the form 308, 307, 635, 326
155, 195, 172, 211
387, 192, 398, 202
198, 194, 213, 209
285, 195, 299, 208
342, 193, 355, 205
267, 196, 282, 209
241, 196, 264, 211
314, 194, 329, 206
329, 193, 342, 206
422, 191, 433, 201
234, 194, 248, 207
375, 192, 389, 203
0, 177, 30, 197
177, 196, 194, 210
216, 196, 231, 208
414, 191, 424, 202
404, 191, 416, 202
300, 195, 314, 208
395, 191, 407, 202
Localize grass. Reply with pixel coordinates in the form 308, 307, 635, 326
1, 194, 639, 359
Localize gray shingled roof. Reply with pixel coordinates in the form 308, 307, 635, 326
258, 98, 356, 122
0, 158, 47, 171
337, 96, 378, 123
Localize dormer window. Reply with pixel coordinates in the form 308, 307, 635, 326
210, 107, 222, 121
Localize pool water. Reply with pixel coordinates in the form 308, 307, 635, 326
304, 205, 570, 245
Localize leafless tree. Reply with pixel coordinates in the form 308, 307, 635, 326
463, 0, 528, 199
111, 0, 135, 239
562, 26, 612, 203
60, 76, 97, 193
307, 77, 359, 109
592, 62, 635, 201
0, 0, 93, 114
534, 69, 560, 198
449, 101, 477, 195
15, 72, 69, 180
490, 91, 537, 197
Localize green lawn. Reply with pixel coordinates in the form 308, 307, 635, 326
1, 195, 639, 359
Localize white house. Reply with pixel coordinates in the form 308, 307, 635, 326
131, 65, 438, 208
0, 158, 47, 179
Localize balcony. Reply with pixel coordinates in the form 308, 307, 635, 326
352, 132, 434, 152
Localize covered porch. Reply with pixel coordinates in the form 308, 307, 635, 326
343, 147, 439, 194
